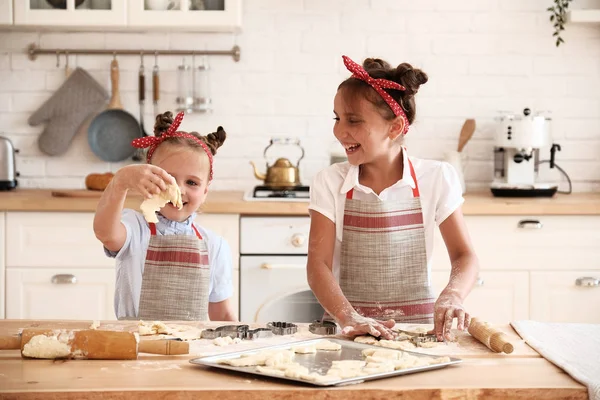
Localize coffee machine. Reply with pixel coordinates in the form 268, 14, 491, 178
491, 108, 561, 197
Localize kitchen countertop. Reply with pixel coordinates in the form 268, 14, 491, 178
0, 189, 599, 215
0, 319, 587, 399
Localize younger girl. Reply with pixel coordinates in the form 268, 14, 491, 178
307, 56, 480, 341
94, 111, 236, 322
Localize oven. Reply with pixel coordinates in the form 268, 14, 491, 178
239, 216, 324, 323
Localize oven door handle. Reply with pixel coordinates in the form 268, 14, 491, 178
260, 263, 307, 270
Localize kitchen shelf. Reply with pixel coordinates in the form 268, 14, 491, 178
567, 9, 600, 23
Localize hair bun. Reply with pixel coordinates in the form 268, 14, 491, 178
363, 57, 391, 72
153, 111, 174, 137
204, 126, 227, 155
395, 63, 428, 96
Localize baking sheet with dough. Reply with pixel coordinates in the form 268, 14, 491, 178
190, 338, 461, 387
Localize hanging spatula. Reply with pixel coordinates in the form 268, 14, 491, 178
457, 119, 476, 152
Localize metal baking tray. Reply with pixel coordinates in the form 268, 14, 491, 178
189, 338, 462, 387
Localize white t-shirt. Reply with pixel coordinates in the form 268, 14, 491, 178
104, 210, 233, 320
308, 150, 464, 282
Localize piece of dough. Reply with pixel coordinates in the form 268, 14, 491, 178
22, 334, 71, 359
293, 345, 317, 354
139, 183, 182, 223
284, 365, 309, 379
137, 320, 169, 336
376, 340, 416, 351
265, 350, 295, 367
418, 341, 439, 348
354, 335, 378, 345
89, 320, 100, 330
315, 340, 342, 351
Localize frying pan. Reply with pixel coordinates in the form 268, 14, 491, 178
88, 59, 141, 162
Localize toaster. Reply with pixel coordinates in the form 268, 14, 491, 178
0, 135, 19, 190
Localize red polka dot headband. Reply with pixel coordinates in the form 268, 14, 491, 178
342, 55, 410, 135
131, 111, 214, 181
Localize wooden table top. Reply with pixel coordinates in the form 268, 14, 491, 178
0, 319, 587, 400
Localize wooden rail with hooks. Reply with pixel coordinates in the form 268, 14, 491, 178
26, 43, 241, 62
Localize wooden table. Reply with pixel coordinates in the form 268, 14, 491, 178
0, 320, 587, 399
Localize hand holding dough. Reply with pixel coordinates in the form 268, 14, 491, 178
139, 183, 183, 223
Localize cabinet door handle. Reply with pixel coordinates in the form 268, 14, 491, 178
517, 219, 543, 229
51, 274, 77, 284
260, 263, 306, 270
290, 233, 306, 247
476, 277, 485, 286
575, 277, 600, 287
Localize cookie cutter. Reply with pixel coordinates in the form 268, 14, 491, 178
267, 321, 297, 336
309, 320, 338, 335
201, 325, 249, 340
394, 329, 438, 347
201, 325, 275, 341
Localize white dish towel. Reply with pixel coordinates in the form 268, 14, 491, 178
511, 320, 600, 400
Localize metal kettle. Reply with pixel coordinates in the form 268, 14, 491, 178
250, 138, 304, 190
0, 136, 19, 190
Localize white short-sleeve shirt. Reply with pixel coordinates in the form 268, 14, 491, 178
104, 210, 233, 320
308, 150, 464, 282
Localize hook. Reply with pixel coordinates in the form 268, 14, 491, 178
154, 51, 158, 65
140, 51, 144, 66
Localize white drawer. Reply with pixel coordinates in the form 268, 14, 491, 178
432, 216, 600, 271
6, 267, 116, 320
195, 213, 240, 270
530, 271, 600, 323
240, 217, 310, 255
6, 212, 113, 268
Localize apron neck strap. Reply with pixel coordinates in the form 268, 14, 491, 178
148, 222, 203, 239
346, 158, 420, 199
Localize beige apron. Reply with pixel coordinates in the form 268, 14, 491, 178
138, 223, 210, 321
339, 157, 435, 323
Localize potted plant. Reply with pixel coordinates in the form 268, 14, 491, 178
547, 0, 574, 46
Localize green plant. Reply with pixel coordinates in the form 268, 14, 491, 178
547, 0, 573, 46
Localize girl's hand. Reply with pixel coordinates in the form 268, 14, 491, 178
433, 289, 471, 342
113, 165, 176, 199
339, 311, 396, 340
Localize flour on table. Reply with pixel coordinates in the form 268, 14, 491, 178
354, 335, 378, 345
213, 336, 242, 347
140, 182, 182, 223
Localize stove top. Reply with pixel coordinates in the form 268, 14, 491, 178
244, 185, 310, 202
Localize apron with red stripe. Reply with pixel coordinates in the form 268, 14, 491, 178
339, 157, 435, 323
138, 223, 210, 321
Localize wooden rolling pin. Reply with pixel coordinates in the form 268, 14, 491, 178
0, 329, 189, 360
468, 318, 515, 354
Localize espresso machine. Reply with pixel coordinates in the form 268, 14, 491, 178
491, 108, 561, 197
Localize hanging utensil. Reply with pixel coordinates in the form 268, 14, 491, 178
133, 53, 148, 161
152, 52, 160, 117
457, 119, 476, 152
87, 57, 141, 162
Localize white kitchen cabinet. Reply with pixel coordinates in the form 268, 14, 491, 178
0, 212, 5, 319
431, 271, 530, 325
432, 216, 600, 271
6, 268, 116, 320
6, 212, 112, 268
127, 0, 241, 32
530, 271, 600, 323
195, 213, 239, 270
240, 216, 310, 255
14, 0, 127, 27
0, 0, 12, 25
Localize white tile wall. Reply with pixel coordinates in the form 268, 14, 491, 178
0, 0, 599, 193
